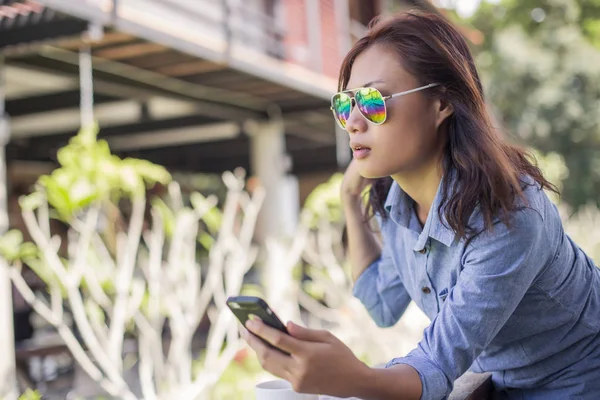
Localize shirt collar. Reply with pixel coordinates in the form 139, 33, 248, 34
384, 174, 457, 250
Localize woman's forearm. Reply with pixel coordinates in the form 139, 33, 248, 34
342, 194, 382, 282
353, 364, 423, 400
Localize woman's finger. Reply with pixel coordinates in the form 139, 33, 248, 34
246, 318, 304, 355
287, 322, 331, 342
242, 329, 292, 378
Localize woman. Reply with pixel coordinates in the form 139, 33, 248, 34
242, 11, 600, 400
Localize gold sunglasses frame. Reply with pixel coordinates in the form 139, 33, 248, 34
330, 83, 440, 129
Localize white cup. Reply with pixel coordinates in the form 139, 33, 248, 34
255, 379, 320, 400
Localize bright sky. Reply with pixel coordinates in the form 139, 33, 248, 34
434, 0, 501, 18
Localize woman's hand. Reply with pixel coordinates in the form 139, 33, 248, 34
242, 318, 370, 398
340, 159, 375, 202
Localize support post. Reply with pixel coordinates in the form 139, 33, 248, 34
247, 118, 298, 241
247, 118, 300, 321
0, 54, 18, 400
79, 46, 94, 129
335, 125, 351, 168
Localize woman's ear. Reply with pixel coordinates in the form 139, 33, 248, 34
435, 98, 454, 129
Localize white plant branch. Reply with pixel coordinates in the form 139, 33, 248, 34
70, 206, 100, 286
145, 209, 166, 385
37, 193, 51, 237
65, 275, 127, 389
296, 289, 341, 323
12, 172, 289, 400
9, 265, 58, 325
22, 210, 69, 283
9, 265, 137, 400
182, 340, 244, 400
50, 284, 63, 323
125, 278, 146, 322
81, 254, 113, 309
109, 195, 145, 371
23, 207, 128, 390
138, 330, 157, 400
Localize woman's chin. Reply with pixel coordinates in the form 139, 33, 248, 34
357, 165, 390, 180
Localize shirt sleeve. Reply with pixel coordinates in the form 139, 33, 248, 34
387, 208, 550, 399
352, 223, 412, 328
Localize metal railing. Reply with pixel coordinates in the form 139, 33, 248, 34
6, 0, 287, 60
116, 0, 286, 59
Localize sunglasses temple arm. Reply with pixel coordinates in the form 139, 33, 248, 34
387, 83, 441, 100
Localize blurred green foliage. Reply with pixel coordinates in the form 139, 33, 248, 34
206, 351, 265, 400
0, 125, 172, 297
302, 173, 344, 227
0, 124, 223, 332
20, 124, 171, 222
473, 0, 600, 47
17, 389, 41, 400
469, 0, 600, 210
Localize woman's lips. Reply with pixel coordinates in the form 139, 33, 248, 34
353, 147, 371, 159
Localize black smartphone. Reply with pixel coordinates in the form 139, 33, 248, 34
226, 295, 290, 354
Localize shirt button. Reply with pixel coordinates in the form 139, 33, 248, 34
419, 248, 427, 254
421, 286, 431, 294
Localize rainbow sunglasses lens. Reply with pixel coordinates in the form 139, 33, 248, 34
331, 92, 352, 129
355, 87, 386, 124
331, 88, 387, 129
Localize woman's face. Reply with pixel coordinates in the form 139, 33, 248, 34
344, 44, 451, 179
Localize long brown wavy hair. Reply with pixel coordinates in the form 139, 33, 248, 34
339, 12, 558, 239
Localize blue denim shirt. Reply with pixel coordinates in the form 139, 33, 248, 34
353, 177, 600, 400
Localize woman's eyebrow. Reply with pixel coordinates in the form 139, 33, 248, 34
362, 79, 385, 87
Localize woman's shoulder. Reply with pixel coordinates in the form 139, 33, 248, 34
468, 175, 560, 237
517, 175, 559, 221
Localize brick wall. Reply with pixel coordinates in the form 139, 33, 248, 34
283, 0, 310, 67
282, 0, 345, 79
319, 0, 343, 79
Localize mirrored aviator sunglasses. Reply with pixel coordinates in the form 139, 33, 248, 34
330, 83, 440, 130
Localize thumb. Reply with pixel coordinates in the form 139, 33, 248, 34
287, 322, 330, 342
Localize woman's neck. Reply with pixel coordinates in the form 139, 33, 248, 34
391, 163, 443, 225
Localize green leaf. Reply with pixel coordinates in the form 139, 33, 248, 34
292, 263, 303, 282
239, 283, 264, 298
127, 159, 172, 185
583, 19, 600, 47
120, 165, 143, 194
200, 208, 222, 234
198, 232, 215, 250
56, 146, 78, 169
24, 258, 66, 297
84, 299, 106, 326
302, 280, 325, 301
18, 242, 39, 260
191, 192, 222, 233
100, 278, 116, 295
95, 139, 113, 159
50, 169, 75, 191
18, 389, 42, 400
40, 174, 75, 220
0, 230, 24, 261
70, 179, 99, 211
18, 192, 43, 212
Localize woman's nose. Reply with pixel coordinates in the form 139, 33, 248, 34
344, 103, 367, 135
